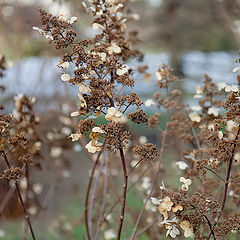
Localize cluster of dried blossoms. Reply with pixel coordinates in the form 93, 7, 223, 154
30, 0, 240, 239
0, 56, 39, 238
143, 64, 240, 239
0, 53, 78, 238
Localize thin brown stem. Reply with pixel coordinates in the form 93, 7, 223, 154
102, 68, 112, 80
126, 216, 161, 240
207, 126, 240, 240
191, 126, 201, 149
127, 158, 144, 176
189, 203, 216, 240
84, 143, 106, 240
130, 131, 167, 240
1, 151, 36, 240
205, 167, 225, 182
117, 85, 125, 96
221, 126, 240, 213
116, 147, 128, 240
123, 103, 131, 114
101, 165, 151, 226
107, 175, 137, 224
89, 156, 105, 237
95, 156, 108, 240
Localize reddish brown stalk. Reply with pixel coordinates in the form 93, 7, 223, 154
207, 126, 240, 240
100, 166, 151, 226
107, 176, 136, 222
127, 158, 144, 176
84, 143, 106, 240
189, 203, 216, 240
84, 165, 149, 238
1, 151, 36, 240
89, 157, 105, 237
95, 157, 108, 240
116, 147, 128, 240
221, 126, 240, 213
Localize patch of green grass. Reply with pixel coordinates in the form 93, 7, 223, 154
72, 224, 86, 240
126, 189, 144, 212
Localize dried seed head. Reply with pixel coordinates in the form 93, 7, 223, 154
1, 167, 24, 182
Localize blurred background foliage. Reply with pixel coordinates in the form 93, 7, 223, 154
1, 0, 240, 61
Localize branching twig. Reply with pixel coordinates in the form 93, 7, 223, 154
189, 203, 216, 240
205, 167, 225, 182
1, 151, 36, 240
101, 165, 151, 226
116, 147, 128, 240
95, 155, 108, 240
220, 126, 240, 213
126, 216, 161, 240
84, 143, 106, 240
130, 131, 167, 240
89, 155, 105, 237
207, 126, 240, 240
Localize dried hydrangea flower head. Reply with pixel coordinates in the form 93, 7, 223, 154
33, 2, 153, 239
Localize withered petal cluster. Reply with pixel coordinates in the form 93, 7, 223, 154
103, 122, 131, 151
1, 167, 24, 182
133, 143, 159, 162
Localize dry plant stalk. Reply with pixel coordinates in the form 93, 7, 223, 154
0, 57, 37, 239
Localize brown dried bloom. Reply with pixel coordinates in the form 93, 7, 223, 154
148, 113, 160, 128
78, 119, 95, 135
1, 167, 24, 182
35, 9, 77, 49
117, 92, 142, 109
103, 123, 131, 151
18, 153, 33, 165
128, 109, 148, 125
156, 64, 178, 89
133, 143, 159, 162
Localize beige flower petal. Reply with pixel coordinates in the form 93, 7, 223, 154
71, 111, 79, 117
92, 127, 106, 134
69, 133, 82, 141
172, 204, 183, 212
61, 73, 71, 82
105, 114, 113, 121
116, 65, 129, 76
92, 23, 104, 30
108, 107, 117, 116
